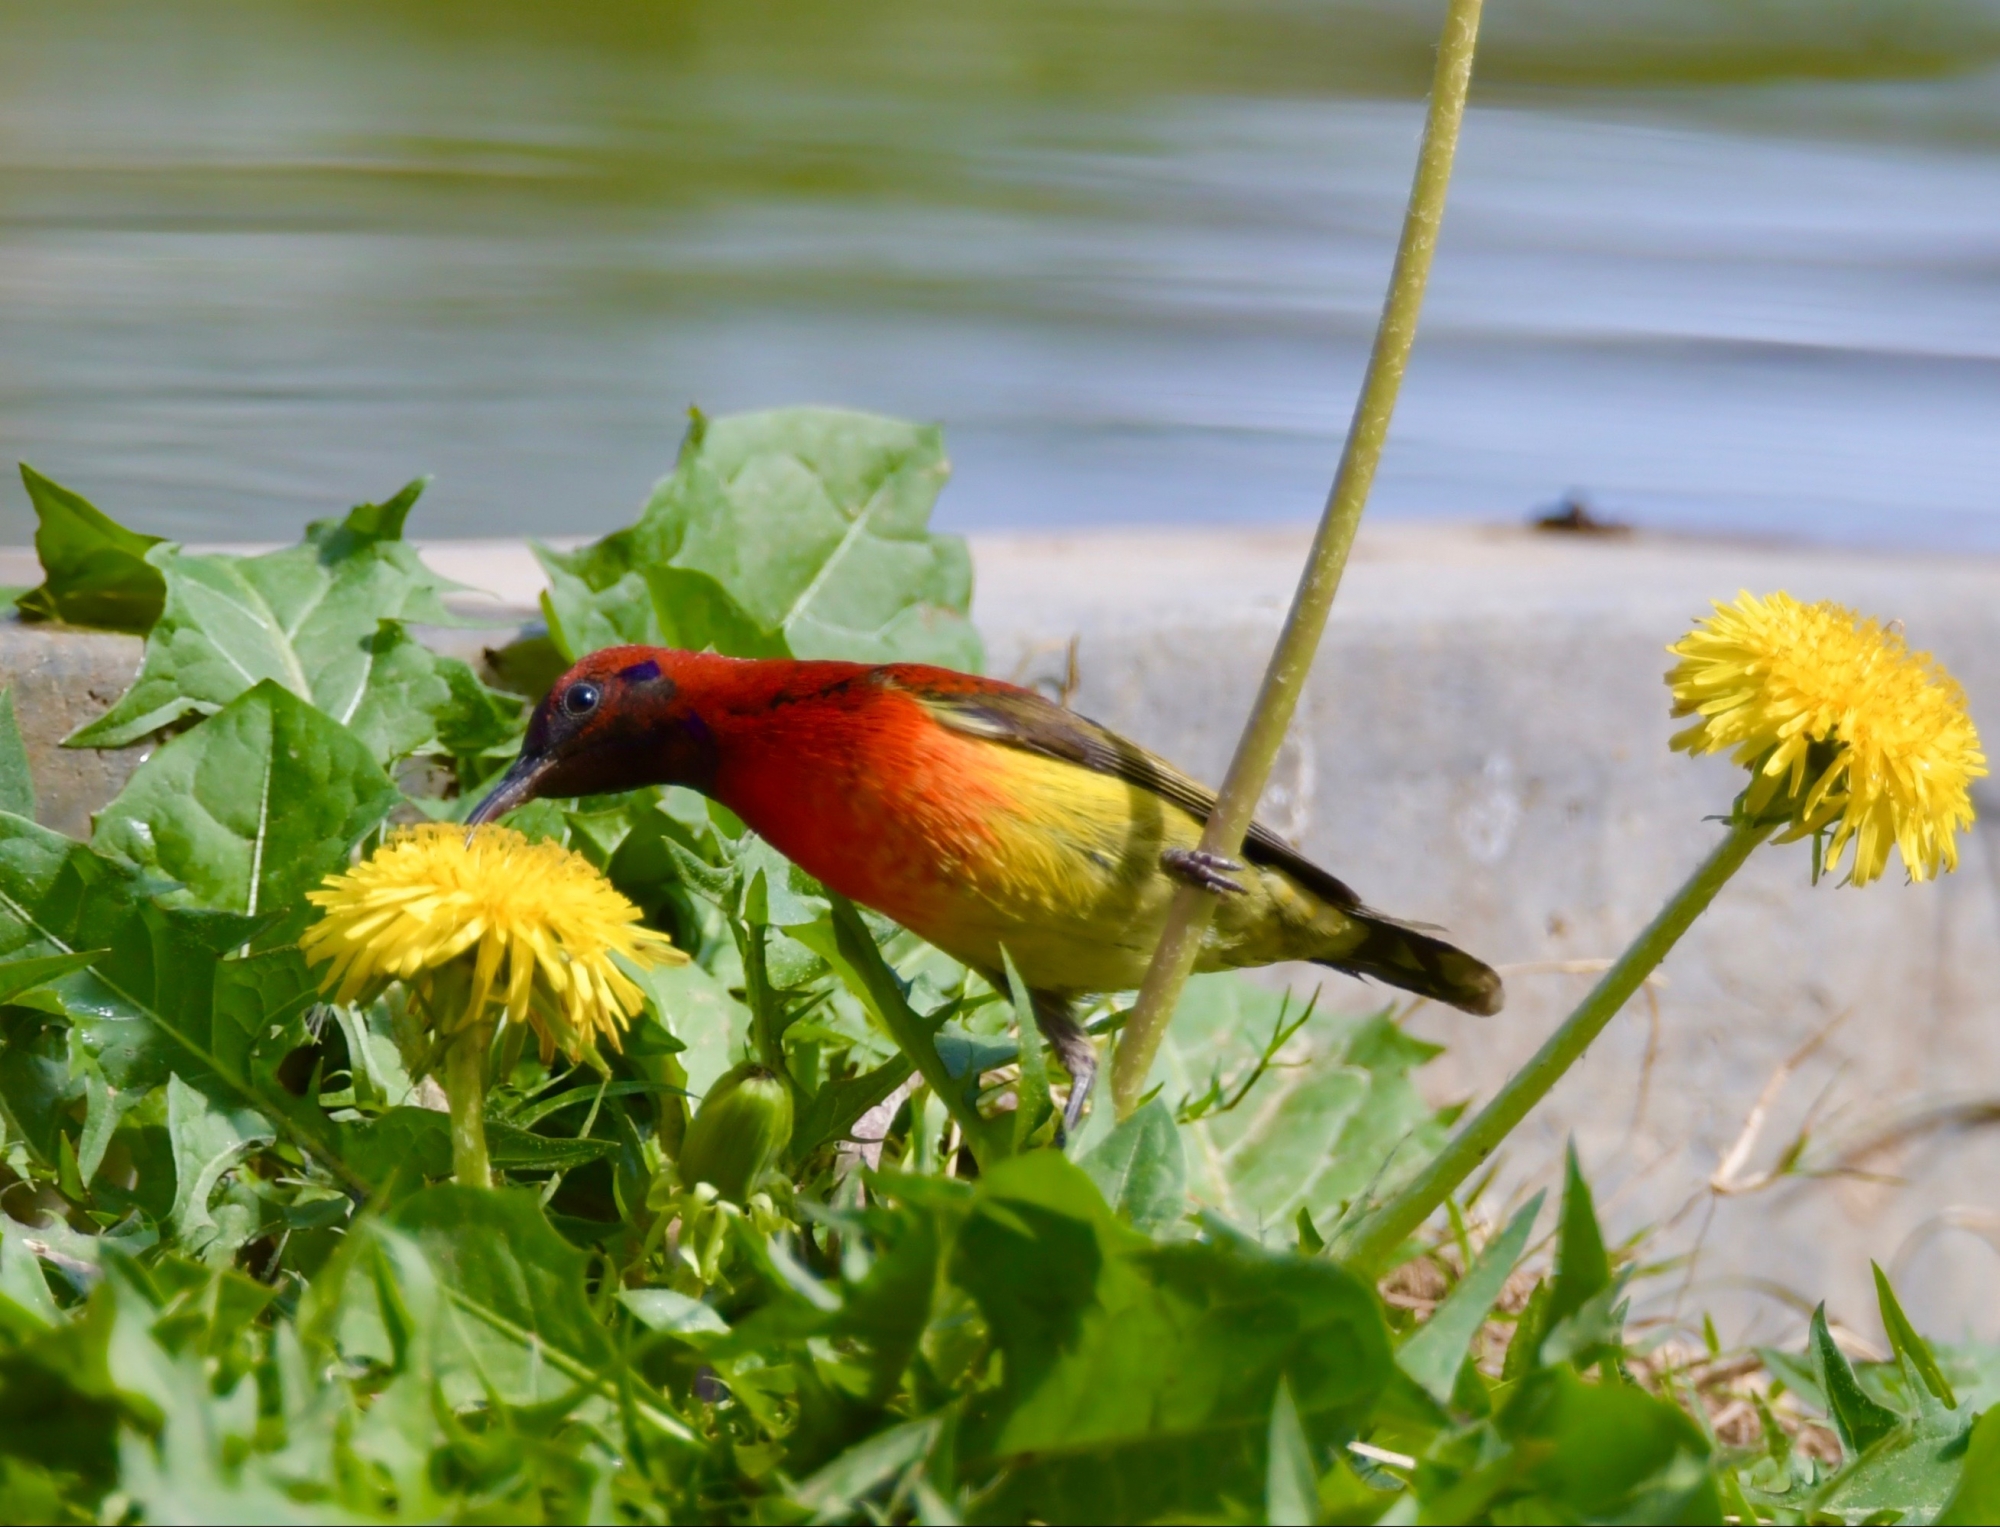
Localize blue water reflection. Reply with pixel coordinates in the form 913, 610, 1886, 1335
2, 1, 1998, 547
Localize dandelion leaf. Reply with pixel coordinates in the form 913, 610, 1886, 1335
13, 465, 165, 632
67, 481, 471, 760
539, 406, 980, 670
92, 680, 400, 916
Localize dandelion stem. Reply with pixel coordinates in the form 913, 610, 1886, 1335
1330, 817, 1773, 1274
446, 1019, 495, 1189
1110, 0, 1486, 1118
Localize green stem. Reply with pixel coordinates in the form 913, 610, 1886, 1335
829, 896, 997, 1162
1330, 818, 1773, 1274
1110, 0, 1488, 1118
445, 1018, 495, 1189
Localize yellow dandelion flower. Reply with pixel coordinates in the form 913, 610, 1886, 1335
301, 823, 685, 1063
1667, 590, 1985, 886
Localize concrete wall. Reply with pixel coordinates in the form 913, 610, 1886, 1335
6, 523, 1998, 1343
974, 523, 2000, 1346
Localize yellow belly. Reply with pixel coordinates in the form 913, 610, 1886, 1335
887, 745, 1362, 993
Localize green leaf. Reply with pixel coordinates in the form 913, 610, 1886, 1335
0, 1282, 133, 1488
485, 629, 570, 700
0, 949, 100, 1005
1547, 1141, 1609, 1330
67, 484, 466, 759
541, 407, 981, 669
0, 1238, 59, 1328
1938, 1406, 2000, 1524
92, 680, 400, 914
952, 1151, 1392, 1522
0, 691, 34, 822
1810, 1408, 1976, 1524
1874, 1260, 1958, 1410
828, 1203, 945, 1407
628, 957, 751, 1100
1149, 976, 1449, 1235
1264, 1378, 1318, 1527
375, 1186, 621, 1409
0, 814, 357, 1189
1501, 1278, 1552, 1382
340, 1106, 619, 1188
164, 1074, 273, 1265
618, 1288, 729, 1336
1810, 1302, 1903, 1457
431, 655, 525, 756
14, 465, 164, 632
1398, 1192, 1542, 1406
789, 1050, 914, 1168
1002, 948, 1053, 1154
790, 1416, 941, 1523
1485, 1365, 1718, 1522
1537, 1271, 1631, 1370
1078, 1099, 1187, 1236
0, 1019, 74, 1167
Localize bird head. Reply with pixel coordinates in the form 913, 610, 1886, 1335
467, 646, 715, 824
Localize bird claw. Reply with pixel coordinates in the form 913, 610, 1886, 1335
1163, 848, 1247, 896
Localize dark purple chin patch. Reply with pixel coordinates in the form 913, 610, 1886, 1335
618, 658, 663, 683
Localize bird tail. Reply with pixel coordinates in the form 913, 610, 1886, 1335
1318, 915, 1503, 1016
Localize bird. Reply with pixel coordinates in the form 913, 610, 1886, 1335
468, 645, 1503, 1132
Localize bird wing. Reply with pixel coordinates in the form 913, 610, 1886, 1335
896, 673, 1365, 913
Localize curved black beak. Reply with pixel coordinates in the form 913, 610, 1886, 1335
466, 750, 554, 826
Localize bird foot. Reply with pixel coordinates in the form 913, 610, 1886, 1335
1162, 847, 1247, 895
1056, 1051, 1094, 1142
1030, 995, 1098, 1142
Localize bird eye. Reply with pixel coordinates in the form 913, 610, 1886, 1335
561, 681, 601, 718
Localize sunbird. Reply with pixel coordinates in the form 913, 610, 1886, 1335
470, 647, 1503, 1127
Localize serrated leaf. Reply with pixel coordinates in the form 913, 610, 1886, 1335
1502, 1278, 1552, 1382
92, 680, 400, 915
430, 655, 525, 755
954, 1151, 1392, 1523
0, 690, 34, 821
164, 1074, 273, 1265
540, 407, 980, 669
1149, 975, 1448, 1235
0, 814, 357, 1189
340, 1106, 619, 1188
1811, 1302, 1904, 1458
1937, 1406, 2000, 1524
833, 1204, 945, 1407
14, 465, 165, 632
374, 1186, 625, 1410
789, 1050, 913, 1167
1547, 1141, 1609, 1330
67, 483, 466, 759
1874, 1261, 1958, 1410
1810, 1407, 1976, 1524
1487, 1365, 1719, 1521
1079, 1099, 1187, 1236
626, 956, 751, 1099
1399, 1192, 1543, 1405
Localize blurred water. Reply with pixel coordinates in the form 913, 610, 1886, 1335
3, 0, 2000, 547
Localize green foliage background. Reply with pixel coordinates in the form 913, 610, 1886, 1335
0, 408, 1991, 1523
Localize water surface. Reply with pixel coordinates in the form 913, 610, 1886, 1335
3, 0, 1999, 548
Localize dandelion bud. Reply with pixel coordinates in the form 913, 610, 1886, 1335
677, 1063, 794, 1203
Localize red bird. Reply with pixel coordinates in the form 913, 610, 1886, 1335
470, 646, 1502, 1127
